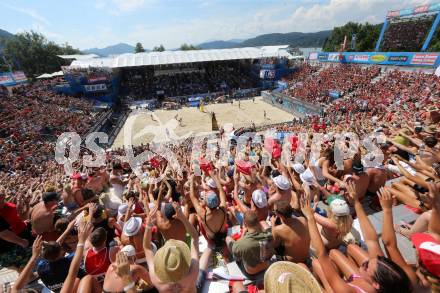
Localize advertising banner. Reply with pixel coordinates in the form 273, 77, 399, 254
309, 52, 318, 60
315, 52, 440, 67
328, 53, 340, 61
410, 53, 439, 65
353, 54, 370, 62
260, 70, 275, 79
388, 3, 440, 19
370, 54, 387, 63
0, 73, 15, 86
317, 53, 329, 61
84, 84, 107, 92
12, 71, 27, 83
388, 56, 408, 62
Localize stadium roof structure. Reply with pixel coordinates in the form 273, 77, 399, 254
68, 46, 292, 68
58, 54, 100, 60
36, 71, 64, 79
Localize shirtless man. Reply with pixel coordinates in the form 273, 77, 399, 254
345, 161, 369, 201
121, 217, 145, 264
268, 175, 292, 207
86, 167, 108, 195
62, 172, 86, 209
188, 172, 227, 248
272, 201, 310, 263
102, 245, 152, 293
365, 165, 387, 197
30, 192, 59, 240
156, 203, 186, 242
144, 203, 212, 293
110, 163, 128, 199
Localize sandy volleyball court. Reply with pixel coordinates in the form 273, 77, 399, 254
112, 96, 296, 148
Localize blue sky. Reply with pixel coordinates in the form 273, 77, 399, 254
0, 0, 427, 50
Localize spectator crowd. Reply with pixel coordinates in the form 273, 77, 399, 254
282, 63, 381, 105
381, 16, 435, 52
120, 61, 258, 100
0, 63, 439, 293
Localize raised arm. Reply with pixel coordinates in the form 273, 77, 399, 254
211, 169, 227, 208
378, 187, 418, 287
428, 183, 440, 237
390, 156, 429, 189
321, 160, 345, 187
12, 236, 43, 293
314, 213, 338, 231
60, 221, 93, 293
388, 139, 417, 156
232, 168, 250, 213
56, 220, 76, 245
173, 202, 199, 259
188, 175, 203, 215
347, 181, 383, 257
143, 208, 157, 270
300, 190, 356, 293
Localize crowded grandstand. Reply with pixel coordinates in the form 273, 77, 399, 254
0, 2, 440, 293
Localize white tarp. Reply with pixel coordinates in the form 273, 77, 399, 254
69, 47, 292, 69
58, 54, 99, 60
435, 65, 440, 77
36, 71, 64, 79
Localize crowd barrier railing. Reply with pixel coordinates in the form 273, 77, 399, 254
261, 91, 322, 117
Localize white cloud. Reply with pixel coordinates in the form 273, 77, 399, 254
95, 0, 107, 9
0, 2, 50, 26
112, 0, 146, 11
95, 0, 151, 14
124, 0, 428, 49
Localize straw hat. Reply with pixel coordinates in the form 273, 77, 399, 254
154, 239, 191, 283
264, 261, 322, 293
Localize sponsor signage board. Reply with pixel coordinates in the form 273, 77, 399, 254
411, 53, 439, 65
353, 55, 370, 62
309, 52, 318, 60
388, 56, 408, 62
328, 53, 340, 61
370, 54, 387, 63
317, 53, 328, 61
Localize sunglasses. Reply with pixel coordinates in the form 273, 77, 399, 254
361, 260, 369, 270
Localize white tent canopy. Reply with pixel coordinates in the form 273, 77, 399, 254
36, 71, 64, 79
58, 54, 99, 60
435, 65, 440, 77
69, 46, 292, 69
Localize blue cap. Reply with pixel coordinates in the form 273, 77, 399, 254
206, 191, 219, 209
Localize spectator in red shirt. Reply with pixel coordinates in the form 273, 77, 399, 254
0, 189, 34, 268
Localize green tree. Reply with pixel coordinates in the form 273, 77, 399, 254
179, 43, 199, 51
428, 25, 440, 52
152, 44, 165, 52
134, 42, 145, 53
322, 22, 381, 52
3, 31, 80, 77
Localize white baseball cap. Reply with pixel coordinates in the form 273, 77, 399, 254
117, 203, 135, 218
300, 170, 314, 185
206, 177, 216, 189
123, 217, 142, 236
121, 245, 136, 257
272, 175, 291, 191
252, 189, 268, 209
292, 163, 305, 175
329, 199, 350, 216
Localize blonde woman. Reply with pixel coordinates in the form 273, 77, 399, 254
313, 196, 353, 249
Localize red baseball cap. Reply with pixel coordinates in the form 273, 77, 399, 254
199, 157, 213, 175
70, 172, 82, 180
411, 233, 440, 278
236, 159, 252, 176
